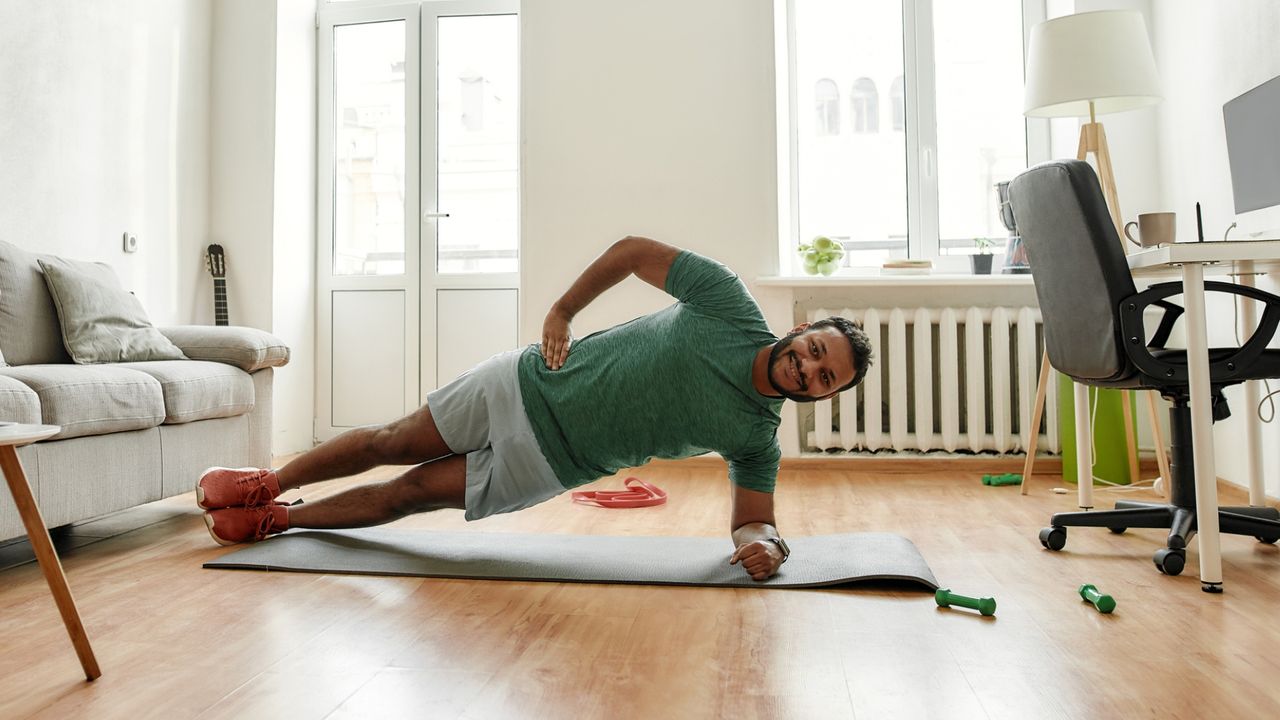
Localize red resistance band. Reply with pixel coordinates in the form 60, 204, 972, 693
571, 477, 667, 509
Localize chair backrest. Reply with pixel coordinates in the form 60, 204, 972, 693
1007, 160, 1138, 382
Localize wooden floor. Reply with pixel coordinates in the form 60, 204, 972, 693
2, 461, 1279, 719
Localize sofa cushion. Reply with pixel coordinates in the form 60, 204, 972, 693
0, 241, 120, 366
0, 365, 165, 440
116, 361, 255, 424
0, 374, 41, 424
39, 259, 186, 364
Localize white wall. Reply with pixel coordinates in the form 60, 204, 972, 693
271, 0, 318, 455
520, 0, 779, 343
1150, 1, 1280, 498
209, 0, 316, 455
209, 0, 276, 331
0, 0, 211, 322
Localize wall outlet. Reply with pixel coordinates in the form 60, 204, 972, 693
123, 232, 138, 253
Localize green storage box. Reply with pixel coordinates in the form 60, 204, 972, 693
1057, 375, 1136, 486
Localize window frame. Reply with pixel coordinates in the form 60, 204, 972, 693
775, 0, 1052, 275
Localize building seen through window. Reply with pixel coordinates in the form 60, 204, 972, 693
851, 77, 879, 133
815, 79, 840, 136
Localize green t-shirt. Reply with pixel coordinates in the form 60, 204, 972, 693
517, 250, 784, 492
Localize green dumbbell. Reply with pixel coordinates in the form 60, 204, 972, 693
981, 473, 1022, 486
1078, 584, 1116, 614
934, 588, 997, 616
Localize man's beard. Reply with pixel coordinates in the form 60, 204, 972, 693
766, 330, 815, 403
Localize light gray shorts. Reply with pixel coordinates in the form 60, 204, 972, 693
426, 348, 566, 521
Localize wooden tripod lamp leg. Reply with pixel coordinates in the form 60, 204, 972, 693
1120, 390, 1141, 484
1020, 351, 1052, 495
0, 446, 101, 681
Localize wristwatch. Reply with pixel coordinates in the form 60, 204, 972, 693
765, 536, 790, 563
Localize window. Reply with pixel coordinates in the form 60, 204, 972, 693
778, 0, 1048, 272
787, 0, 908, 269
815, 79, 840, 136
851, 78, 879, 133
933, 0, 1030, 251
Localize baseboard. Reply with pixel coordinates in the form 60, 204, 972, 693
643, 454, 1162, 476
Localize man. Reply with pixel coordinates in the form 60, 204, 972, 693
199, 236, 873, 580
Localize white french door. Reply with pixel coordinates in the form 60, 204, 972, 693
317, 0, 520, 442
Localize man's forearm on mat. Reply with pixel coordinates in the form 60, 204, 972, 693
732, 521, 781, 547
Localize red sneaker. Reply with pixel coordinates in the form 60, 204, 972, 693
196, 467, 282, 510
203, 504, 290, 546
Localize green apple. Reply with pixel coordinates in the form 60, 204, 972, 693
798, 236, 844, 275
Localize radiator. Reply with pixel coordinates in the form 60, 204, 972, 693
805, 306, 1059, 455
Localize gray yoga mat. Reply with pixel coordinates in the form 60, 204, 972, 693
204, 529, 939, 590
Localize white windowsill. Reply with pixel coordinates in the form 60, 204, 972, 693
755, 273, 1036, 288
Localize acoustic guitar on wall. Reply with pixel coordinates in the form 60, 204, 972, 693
205, 244, 229, 326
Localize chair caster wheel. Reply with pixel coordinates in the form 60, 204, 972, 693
1257, 535, 1279, 545
1154, 548, 1185, 576
1108, 527, 1127, 535
1039, 526, 1066, 551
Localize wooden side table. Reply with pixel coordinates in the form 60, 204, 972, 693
0, 423, 100, 680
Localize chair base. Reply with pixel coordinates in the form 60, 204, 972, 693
1041, 502, 1280, 588
1038, 392, 1280, 590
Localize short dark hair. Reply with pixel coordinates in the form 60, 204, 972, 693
809, 316, 873, 392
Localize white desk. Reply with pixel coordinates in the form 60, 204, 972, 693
1124, 240, 1280, 591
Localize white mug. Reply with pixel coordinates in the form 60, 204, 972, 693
1124, 212, 1176, 248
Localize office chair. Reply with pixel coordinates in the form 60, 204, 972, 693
1007, 159, 1280, 583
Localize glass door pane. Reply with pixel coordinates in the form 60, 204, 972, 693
333, 20, 407, 276
435, 14, 519, 274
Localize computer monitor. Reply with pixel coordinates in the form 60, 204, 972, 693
1223, 75, 1280, 235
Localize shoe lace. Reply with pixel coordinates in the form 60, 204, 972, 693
238, 471, 274, 508
253, 506, 280, 542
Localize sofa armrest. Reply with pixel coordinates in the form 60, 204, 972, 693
158, 325, 290, 372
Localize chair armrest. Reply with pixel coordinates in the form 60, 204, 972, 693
158, 326, 290, 372
1118, 281, 1280, 382
1145, 296, 1184, 350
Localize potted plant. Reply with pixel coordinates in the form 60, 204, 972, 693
798, 236, 845, 276
971, 237, 996, 274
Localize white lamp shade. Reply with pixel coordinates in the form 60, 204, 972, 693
1024, 10, 1161, 118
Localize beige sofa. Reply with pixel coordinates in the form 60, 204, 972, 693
0, 242, 289, 542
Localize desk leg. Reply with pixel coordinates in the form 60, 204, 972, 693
1236, 261, 1266, 507
1181, 263, 1224, 592
1074, 382, 1093, 509
0, 446, 101, 680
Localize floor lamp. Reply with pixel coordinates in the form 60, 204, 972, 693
1017, 10, 1172, 495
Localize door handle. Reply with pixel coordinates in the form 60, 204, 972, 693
423, 212, 451, 221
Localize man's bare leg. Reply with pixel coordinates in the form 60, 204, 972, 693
275, 404, 453, 492
287, 454, 467, 529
